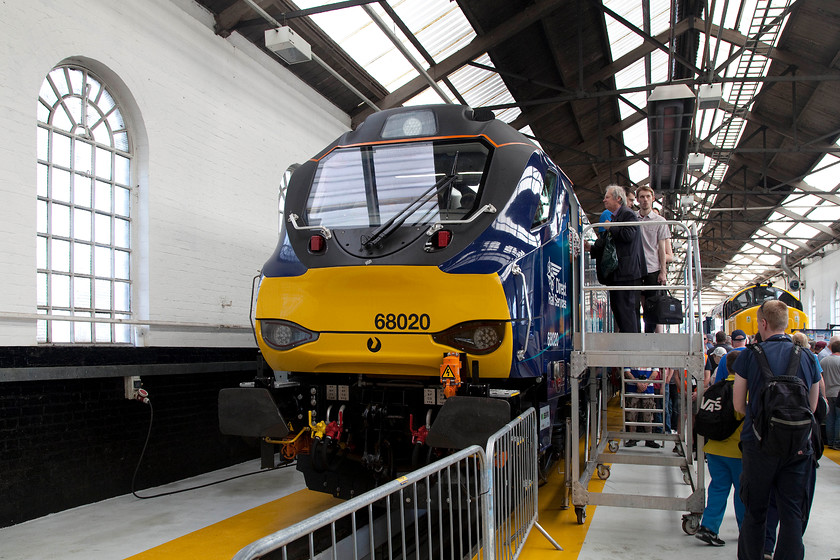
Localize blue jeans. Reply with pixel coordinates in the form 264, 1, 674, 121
826, 396, 839, 447
701, 453, 744, 533
738, 440, 812, 560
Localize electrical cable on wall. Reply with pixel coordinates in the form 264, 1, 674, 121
130, 391, 295, 500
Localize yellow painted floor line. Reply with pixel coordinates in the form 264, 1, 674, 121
517, 461, 607, 559
124, 489, 342, 560
518, 398, 625, 559
824, 445, 840, 466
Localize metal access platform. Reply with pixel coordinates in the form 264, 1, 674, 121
567, 220, 707, 534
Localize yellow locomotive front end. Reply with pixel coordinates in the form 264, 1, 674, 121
717, 283, 808, 336
726, 304, 807, 336
255, 266, 514, 379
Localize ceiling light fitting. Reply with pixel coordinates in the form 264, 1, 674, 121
687, 152, 704, 172
265, 26, 311, 64
697, 83, 723, 110
647, 84, 696, 192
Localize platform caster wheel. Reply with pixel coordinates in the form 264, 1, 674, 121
681, 514, 700, 535
608, 440, 619, 453
575, 506, 586, 525
597, 464, 611, 480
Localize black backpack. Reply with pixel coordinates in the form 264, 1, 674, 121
749, 343, 815, 457
696, 376, 742, 441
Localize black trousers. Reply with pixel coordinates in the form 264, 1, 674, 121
640, 271, 663, 333
609, 280, 640, 333
738, 440, 811, 560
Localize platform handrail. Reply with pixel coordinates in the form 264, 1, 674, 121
579, 219, 702, 354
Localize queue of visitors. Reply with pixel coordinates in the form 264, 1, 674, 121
589, 186, 831, 560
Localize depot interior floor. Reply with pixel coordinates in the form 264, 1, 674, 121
3, 429, 839, 559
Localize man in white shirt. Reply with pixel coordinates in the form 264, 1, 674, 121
636, 186, 671, 333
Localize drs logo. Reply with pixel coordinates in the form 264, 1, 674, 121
374, 313, 431, 331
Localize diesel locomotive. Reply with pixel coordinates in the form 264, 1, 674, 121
220, 104, 597, 498
709, 283, 807, 337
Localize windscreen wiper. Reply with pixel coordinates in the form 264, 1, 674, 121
362, 155, 459, 250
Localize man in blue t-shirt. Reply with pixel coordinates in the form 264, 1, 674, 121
623, 367, 661, 448
715, 329, 748, 383
731, 300, 820, 560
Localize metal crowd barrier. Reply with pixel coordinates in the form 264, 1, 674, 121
485, 409, 562, 559
233, 408, 557, 560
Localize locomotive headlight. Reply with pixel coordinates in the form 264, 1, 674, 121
260, 320, 319, 350
432, 321, 506, 355
380, 109, 437, 138
473, 326, 499, 349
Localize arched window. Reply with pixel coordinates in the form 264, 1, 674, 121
810, 289, 817, 329
833, 282, 840, 326
36, 66, 133, 344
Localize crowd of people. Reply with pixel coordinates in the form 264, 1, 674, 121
588, 185, 838, 560
688, 314, 836, 559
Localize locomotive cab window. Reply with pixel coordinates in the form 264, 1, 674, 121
531, 170, 557, 229
305, 140, 490, 229
728, 290, 753, 318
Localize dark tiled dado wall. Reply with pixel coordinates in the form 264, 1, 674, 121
0, 347, 263, 527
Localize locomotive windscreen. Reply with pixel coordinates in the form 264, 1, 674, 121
305, 140, 490, 228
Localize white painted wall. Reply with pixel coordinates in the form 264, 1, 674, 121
0, 0, 350, 346
799, 247, 840, 331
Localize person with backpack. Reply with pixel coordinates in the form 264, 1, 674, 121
762, 332, 828, 559
694, 348, 745, 548
600, 185, 645, 333
731, 300, 821, 560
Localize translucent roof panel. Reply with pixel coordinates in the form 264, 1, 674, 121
294, 3, 417, 91
386, 0, 475, 63
296, 0, 525, 129
804, 152, 840, 191
787, 222, 821, 240
806, 205, 839, 223
603, 0, 672, 60
295, 0, 477, 94
440, 54, 521, 124
686, 0, 793, 234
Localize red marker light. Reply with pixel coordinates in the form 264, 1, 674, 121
309, 234, 326, 253
433, 230, 452, 248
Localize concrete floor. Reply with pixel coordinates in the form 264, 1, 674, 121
3, 448, 839, 559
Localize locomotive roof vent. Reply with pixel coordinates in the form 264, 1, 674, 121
380, 109, 437, 139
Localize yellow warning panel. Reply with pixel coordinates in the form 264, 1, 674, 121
441, 365, 455, 379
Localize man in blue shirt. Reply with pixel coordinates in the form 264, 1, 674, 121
731, 300, 820, 560
715, 329, 747, 383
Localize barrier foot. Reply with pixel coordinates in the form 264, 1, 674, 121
534, 522, 563, 551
